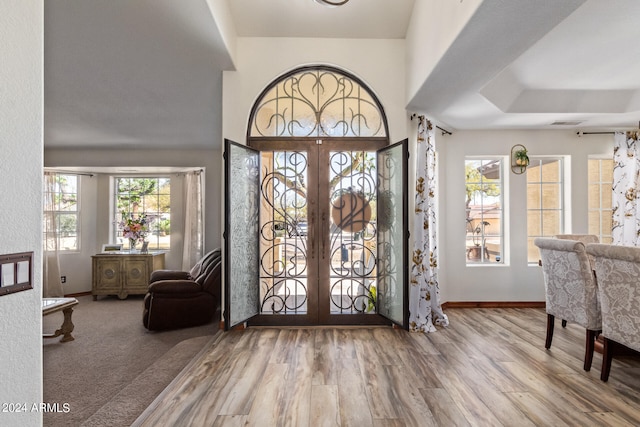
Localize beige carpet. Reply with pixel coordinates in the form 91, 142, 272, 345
43, 294, 220, 427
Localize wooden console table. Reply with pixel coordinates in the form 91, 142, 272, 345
92, 251, 165, 300
42, 297, 78, 342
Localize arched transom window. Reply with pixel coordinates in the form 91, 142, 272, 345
248, 66, 388, 139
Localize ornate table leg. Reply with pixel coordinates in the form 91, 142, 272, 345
52, 306, 76, 342
59, 306, 75, 342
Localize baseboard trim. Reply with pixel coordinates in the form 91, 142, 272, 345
442, 301, 546, 309
64, 291, 92, 297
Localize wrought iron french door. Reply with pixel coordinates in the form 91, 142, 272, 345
225, 138, 408, 328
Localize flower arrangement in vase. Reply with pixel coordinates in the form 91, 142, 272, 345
119, 213, 148, 251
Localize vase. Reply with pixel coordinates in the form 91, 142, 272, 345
129, 238, 138, 253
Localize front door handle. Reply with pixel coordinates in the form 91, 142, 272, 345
309, 211, 315, 259
322, 211, 327, 259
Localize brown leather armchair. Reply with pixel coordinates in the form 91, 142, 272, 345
142, 249, 222, 331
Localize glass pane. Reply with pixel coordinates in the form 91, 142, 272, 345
602, 211, 613, 234
528, 210, 541, 236
479, 161, 501, 183
601, 159, 614, 179
58, 213, 77, 250
527, 184, 541, 209
526, 162, 541, 182
602, 186, 612, 207
158, 178, 170, 190
541, 184, 561, 209
528, 237, 541, 264
465, 160, 483, 182
225, 141, 261, 328
588, 211, 600, 235
588, 184, 600, 209
59, 195, 77, 211
377, 143, 405, 326
541, 160, 561, 181
144, 195, 160, 212
541, 210, 561, 235
485, 237, 501, 262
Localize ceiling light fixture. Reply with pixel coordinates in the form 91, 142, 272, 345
314, 0, 349, 7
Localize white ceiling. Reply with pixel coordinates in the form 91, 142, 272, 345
408, 0, 640, 131
43, 0, 640, 150
227, 0, 415, 39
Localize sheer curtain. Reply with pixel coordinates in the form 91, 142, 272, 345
43, 172, 64, 297
182, 170, 204, 270
612, 131, 640, 246
409, 116, 448, 332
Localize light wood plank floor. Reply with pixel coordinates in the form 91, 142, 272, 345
133, 308, 640, 426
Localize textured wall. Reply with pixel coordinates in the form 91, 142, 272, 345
0, 0, 43, 425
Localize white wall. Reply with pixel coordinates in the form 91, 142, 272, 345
0, 1, 43, 425
44, 148, 222, 294
405, 0, 482, 103
438, 129, 613, 302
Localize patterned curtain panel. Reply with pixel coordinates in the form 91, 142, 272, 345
409, 116, 449, 332
612, 131, 640, 246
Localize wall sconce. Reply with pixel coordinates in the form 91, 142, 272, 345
511, 144, 529, 174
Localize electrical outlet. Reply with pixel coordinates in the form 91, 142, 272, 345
61, 276, 66, 284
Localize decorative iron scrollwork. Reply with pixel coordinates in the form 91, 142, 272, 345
250, 69, 386, 138
328, 150, 378, 313
259, 151, 309, 314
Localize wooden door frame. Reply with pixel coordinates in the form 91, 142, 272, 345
248, 138, 392, 327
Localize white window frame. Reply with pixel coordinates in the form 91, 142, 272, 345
465, 157, 504, 265
44, 173, 80, 252
526, 157, 565, 264
113, 176, 171, 250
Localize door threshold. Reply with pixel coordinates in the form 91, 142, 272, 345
246, 324, 393, 330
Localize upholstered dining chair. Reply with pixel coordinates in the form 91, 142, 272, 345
534, 237, 601, 371
586, 243, 640, 381
553, 234, 600, 244
552, 234, 600, 327
554, 234, 599, 269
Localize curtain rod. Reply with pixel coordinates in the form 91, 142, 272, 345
576, 131, 615, 136
409, 114, 452, 136
577, 121, 640, 136
44, 169, 94, 177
